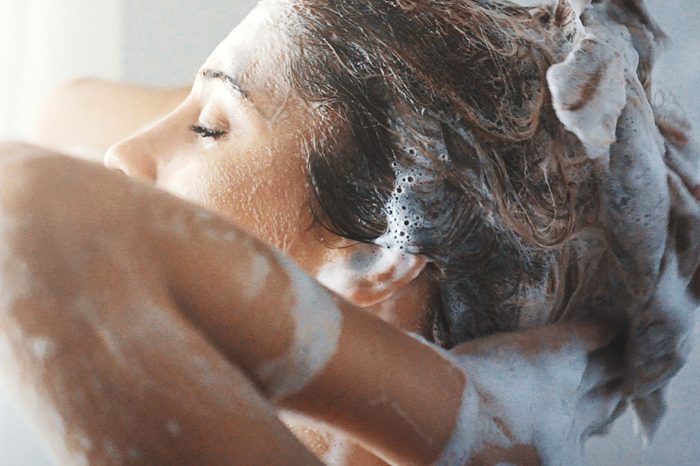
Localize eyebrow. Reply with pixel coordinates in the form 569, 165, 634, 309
200, 68, 250, 100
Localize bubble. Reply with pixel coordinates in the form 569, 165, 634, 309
374, 113, 449, 251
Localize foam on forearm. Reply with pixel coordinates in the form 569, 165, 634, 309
253, 254, 343, 402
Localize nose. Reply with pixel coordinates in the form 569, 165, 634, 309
104, 136, 157, 182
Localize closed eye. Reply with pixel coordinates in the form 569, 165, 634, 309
190, 125, 227, 140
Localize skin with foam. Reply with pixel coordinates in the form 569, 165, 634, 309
1, 0, 697, 464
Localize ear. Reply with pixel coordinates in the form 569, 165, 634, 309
316, 243, 428, 307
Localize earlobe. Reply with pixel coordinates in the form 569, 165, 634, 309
316, 244, 428, 307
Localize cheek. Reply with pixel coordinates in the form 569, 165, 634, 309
159, 150, 310, 251
157, 157, 213, 206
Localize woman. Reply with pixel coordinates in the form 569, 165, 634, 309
1, 0, 697, 464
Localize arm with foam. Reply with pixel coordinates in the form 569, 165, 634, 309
0, 146, 466, 465
0, 145, 625, 465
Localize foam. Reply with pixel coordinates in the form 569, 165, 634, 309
323, 435, 351, 466
547, 1, 691, 435
376, 162, 431, 252
405, 330, 625, 465
315, 247, 381, 296
655, 88, 700, 187
431, 372, 479, 465
517, 277, 553, 328
30, 337, 56, 361
241, 252, 272, 301
547, 29, 628, 160
75, 431, 94, 451
374, 115, 447, 253
315, 245, 424, 306
166, 420, 182, 436
254, 254, 343, 401
454, 349, 587, 464
510, 0, 590, 17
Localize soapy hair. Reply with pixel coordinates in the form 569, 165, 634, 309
286, 0, 599, 346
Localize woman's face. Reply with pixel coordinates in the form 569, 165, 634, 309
105, 1, 431, 332
105, 2, 332, 273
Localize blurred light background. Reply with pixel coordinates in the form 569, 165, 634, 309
0, 0, 698, 464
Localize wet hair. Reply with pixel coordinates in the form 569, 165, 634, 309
284, 0, 600, 346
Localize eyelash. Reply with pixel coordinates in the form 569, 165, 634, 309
190, 125, 227, 140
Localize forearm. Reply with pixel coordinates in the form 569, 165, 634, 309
126, 161, 470, 464
0, 148, 620, 466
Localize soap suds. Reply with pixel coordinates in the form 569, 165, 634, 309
166, 420, 182, 436
254, 254, 342, 401
409, 330, 622, 465
75, 431, 93, 451
431, 374, 479, 465
316, 245, 424, 306
241, 252, 272, 301
127, 448, 144, 461
547, 30, 628, 159
545, 0, 697, 441
374, 114, 446, 254
30, 337, 56, 361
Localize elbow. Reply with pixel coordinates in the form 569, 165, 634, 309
0, 147, 90, 283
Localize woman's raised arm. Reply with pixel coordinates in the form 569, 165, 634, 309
0, 145, 623, 465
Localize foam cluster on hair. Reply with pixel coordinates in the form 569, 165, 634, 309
377, 160, 430, 252
374, 113, 449, 253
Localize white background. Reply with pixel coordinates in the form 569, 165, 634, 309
0, 1, 698, 464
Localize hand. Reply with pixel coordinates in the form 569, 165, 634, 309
450, 322, 625, 465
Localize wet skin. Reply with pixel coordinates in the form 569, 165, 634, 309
0, 143, 623, 465
4, 0, 686, 464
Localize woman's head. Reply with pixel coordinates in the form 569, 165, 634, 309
106, 0, 595, 346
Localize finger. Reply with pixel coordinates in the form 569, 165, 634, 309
668, 173, 700, 281
630, 351, 686, 398
579, 339, 626, 394
632, 388, 668, 444
586, 398, 628, 438
576, 377, 626, 440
